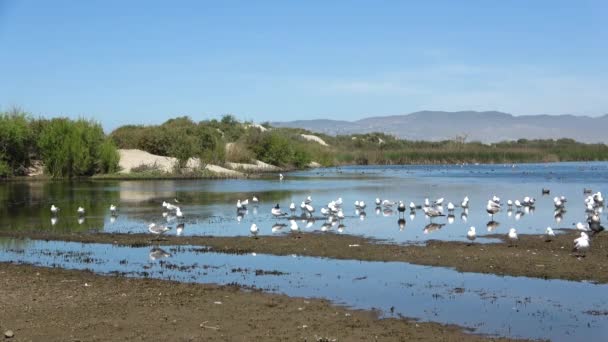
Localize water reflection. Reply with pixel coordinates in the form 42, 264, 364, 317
2, 239, 606, 342
2, 163, 608, 243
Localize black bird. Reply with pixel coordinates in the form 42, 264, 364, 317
588, 220, 605, 236
542, 188, 550, 195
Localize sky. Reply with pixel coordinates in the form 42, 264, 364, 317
0, 0, 607, 131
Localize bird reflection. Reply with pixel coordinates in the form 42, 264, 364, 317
460, 211, 468, 222
176, 223, 185, 236
321, 222, 331, 231
398, 218, 406, 231
409, 211, 416, 221
337, 224, 346, 233
486, 220, 500, 232
447, 214, 455, 224
149, 247, 171, 261
423, 223, 445, 234
78, 217, 85, 225
51, 217, 58, 226
383, 208, 393, 217
271, 223, 286, 233
375, 206, 381, 215
359, 211, 366, 221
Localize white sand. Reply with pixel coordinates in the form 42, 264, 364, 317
300, 134, 329, 146
118, 149, 244, 177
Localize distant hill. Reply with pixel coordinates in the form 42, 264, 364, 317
272, 111, 608, 143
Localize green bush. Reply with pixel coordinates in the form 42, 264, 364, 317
37, 118, 115, 177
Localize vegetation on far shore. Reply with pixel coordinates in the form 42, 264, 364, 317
3, 108, 608, 179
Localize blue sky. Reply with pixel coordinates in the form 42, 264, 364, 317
1, 0, 607, 131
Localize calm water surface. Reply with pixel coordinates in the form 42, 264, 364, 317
1, 162, 606, 243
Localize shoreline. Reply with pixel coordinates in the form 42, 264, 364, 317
0, 262, 521, 341
3, 160, 608, 181
1, 230, 606, 283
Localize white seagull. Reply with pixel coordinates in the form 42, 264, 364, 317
573, 232, 590, 257
545, 227, 555, 242
467, 226, 476, 243
508, 228, 518, 246
148, 223, 171, 238
51, 205, 60, 215
77, 207, 85, 216
250, 223, 259, 238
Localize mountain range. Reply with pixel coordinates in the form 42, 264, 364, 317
271, 111, 608, 144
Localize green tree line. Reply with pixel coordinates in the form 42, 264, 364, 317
0, 110, 119, 178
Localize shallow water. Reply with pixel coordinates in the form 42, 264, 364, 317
0, 238, 606, 341
1, 162, 606, 243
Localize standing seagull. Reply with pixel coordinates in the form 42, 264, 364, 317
573, 232, 590, 257
271, 204, 288, 218
250, 223, 259, 238
50, 205, 60, 215
397, 201, 406, 217
109, 204, 117, 216
77, 207, 85, 216
467, 226, 476, 244
423, 207, 444, 222
279, 173, 284, 181
148, 223, 171, 240
545, 227, 555, 242
486, 200, 500, 219
507, 228, 518, 247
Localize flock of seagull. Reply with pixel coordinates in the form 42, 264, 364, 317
48, 188, 604, 257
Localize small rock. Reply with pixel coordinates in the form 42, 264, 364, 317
4, 330, 14, 338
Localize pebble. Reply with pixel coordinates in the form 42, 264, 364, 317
4, 330, 14, 338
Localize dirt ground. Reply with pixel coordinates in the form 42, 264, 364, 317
1, 229, 606, 283
0, 263, 520, 342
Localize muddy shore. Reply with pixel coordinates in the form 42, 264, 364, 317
1, 229, 606, 283
0, 263, 519, 341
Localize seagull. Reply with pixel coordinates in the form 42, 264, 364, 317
514, 200, 522, 209
423, 207, 444, 221
335, 197, 343, 207
304, 203, 315, 214
149, 247, 171, 261
486, 200, 500, 218
382, 199, 395, 208
176, 223, 185, 236
336, 210, 345, 222
358, 201, 366, 209
148, 223, 171, 239
237, 199, 246, 211
434, 197, 444, 206
175, 207, 183, 218
507, 199, 513, 207
461, 197, 469, 209
354, 200, 360, 208
575, 222, 589, 231
447, 202, 455, 212
545, 227, 555, 242
252, 195, 259, 204
271, 204, 288, 217
508, 228, 518, 247
279, 173, 284, 180
241, 199, 249, 207
305, 196, 312, 204
409, 202, 417, 211
50, 205, 60, 215
424, 198, 430, 207
77, 207, 85, 216
397, 201, 406, 216
573, 232, 590, 257
250, 223, 259, 238
375, 198, 381, 206
467, 226, 476, 243
109, 204, 117, 216
289, 202, 296, 212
